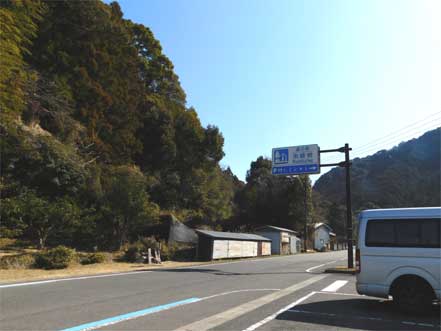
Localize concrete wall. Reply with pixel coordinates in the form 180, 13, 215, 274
314, 227, 330, 251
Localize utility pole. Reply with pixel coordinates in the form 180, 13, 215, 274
298, 176, 309, 252
344, 143, 354, 268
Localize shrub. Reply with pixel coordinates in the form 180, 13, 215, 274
35, 246, 76, 269
80, 252, 107, 265
0, 238, 18, 249
0, 238, 31, 250
160, 241, 178, 261
123, 237, 161, 263
123, 242, 144, 262
160, 242, 196, 261
173, 246, 196, 261
139, 236, 159, 250
0, 254, 35, 269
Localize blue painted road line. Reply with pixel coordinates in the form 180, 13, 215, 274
60, 297, 201, 331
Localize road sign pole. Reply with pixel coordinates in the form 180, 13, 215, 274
319, 144, 353, 268
344, 143, 354, 268
299, 176, 308, 252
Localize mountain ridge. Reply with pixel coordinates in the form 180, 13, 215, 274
313, 128, 441, 210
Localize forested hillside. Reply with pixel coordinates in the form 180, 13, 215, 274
0, 0, 312, 252
314, 128, 441, 212
0, 0, 241, 250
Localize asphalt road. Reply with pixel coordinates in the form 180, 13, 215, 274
1, 250, 439, 331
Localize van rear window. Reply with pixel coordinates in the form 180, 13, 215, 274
366, 218, 441, 248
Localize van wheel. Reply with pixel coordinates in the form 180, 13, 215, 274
391, 276, 434, 313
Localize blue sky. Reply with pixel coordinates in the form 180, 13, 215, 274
115, 0, 440, 182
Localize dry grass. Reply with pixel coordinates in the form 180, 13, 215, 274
0, 260, 211, 284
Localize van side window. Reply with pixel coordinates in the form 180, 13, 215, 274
366, 221, 394, 246
366, 218, 440, 248
395, 220, 419, 246
421, 220, 440, 247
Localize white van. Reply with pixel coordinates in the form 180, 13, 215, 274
356, 207, 441, 312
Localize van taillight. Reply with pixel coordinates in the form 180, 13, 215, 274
355, 248, 361, 273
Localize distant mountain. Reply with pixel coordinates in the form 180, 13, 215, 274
314, 128, 440, 210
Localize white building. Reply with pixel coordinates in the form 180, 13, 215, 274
313, 223, 336, 251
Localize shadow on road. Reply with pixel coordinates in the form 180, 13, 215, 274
276, 297, 441, 330
149, 268, 309, 276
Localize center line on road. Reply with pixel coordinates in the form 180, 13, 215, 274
321, 280, 348, 292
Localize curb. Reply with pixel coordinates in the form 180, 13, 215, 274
324, 267, 356, 275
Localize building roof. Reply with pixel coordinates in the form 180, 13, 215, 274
314, 223, 334, 232
196, 229, 272, 242
255, 225, 298, 234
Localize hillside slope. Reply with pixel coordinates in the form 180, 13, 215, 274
314, 128, 440, 210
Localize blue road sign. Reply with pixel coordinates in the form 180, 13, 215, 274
272, 144, 320, 176
272, 164, 319, 175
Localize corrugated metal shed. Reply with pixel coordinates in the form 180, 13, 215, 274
196, 230, 271, 261
255, 225, 301, 255
196, 230, 271, 241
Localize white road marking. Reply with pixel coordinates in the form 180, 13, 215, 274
175, 275, 327, 331
317, 291, 364, 296
418, 323, 435, 327
286, 309, 439, 328
321, 280, 348, 292
200, 289, 280, 301
305, 260, 337, 273
243, 291, 318, 331
0, 271, 154, 289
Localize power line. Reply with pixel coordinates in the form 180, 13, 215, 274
320, 117, 440, 164
353, 111, 440, 150
354, 119, 440, 155
353, 123, 439, 156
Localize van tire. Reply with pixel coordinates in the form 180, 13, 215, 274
391, 276, 434, 314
